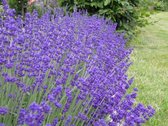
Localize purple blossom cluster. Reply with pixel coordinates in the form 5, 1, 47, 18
0, 107, 8, 115
0, 0, 155, 125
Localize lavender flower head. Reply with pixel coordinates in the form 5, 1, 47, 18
0, 107, 8, 115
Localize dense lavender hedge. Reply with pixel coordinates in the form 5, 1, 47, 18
0, 1, 155, 126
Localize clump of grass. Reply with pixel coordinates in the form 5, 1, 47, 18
129, 12, 168, 126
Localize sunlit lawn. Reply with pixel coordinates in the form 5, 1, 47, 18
128, 12, 168, 126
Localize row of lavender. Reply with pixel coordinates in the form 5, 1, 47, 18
0, 0, 154, 126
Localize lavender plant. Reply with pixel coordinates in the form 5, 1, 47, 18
0, 0, 155, 126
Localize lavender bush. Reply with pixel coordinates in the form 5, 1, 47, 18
0, 0, 155, 126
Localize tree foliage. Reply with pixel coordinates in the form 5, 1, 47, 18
7, 0, 27, 15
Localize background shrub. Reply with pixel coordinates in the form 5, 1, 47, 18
161, 0, 168, 10
0, 1, 155, 126
5, 0, 27, 15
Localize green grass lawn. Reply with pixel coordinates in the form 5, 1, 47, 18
128, 12, 168, 126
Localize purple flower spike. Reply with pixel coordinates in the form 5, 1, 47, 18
0, 107, 8, 115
